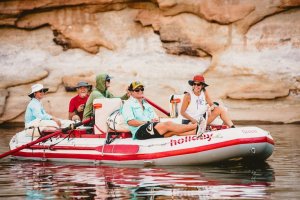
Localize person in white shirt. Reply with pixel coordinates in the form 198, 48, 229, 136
180, 74, 235, 128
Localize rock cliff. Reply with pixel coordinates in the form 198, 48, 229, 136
0, 0, 299, 125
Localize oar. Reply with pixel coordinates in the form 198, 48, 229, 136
28, 144, 139, 154
0, 118, 93, 159
145, 98, 170, 116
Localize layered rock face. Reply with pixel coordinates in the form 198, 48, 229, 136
0, 0, 299, 125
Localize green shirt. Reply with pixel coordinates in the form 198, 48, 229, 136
83, 73, 128, 120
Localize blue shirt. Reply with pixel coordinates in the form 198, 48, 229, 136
121, 97, 157, 139
25, 98, 52, 125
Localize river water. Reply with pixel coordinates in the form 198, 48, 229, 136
0, 124, 299, 199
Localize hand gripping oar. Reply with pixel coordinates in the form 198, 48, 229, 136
0, 118, 93, 159
145, 98, 170, 116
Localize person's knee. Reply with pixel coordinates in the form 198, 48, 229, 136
71, 115, 80, 121
164, 121, 174, 126
155, 122, 170, 134
213, 107, 223, 115
219, 107, 227, 115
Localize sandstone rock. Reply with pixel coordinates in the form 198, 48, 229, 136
157, 0, 255, 24
0, 86, 28, 124
228, 90, 289, 100
0, 1, 300, 124
0, 64, 49, 89
62, 72, 95, 91
16, 8, 116, 54
0, 89, 8, 117
246, 9, 300, 49
234, 1, 284, 34
137, 10, 229, 56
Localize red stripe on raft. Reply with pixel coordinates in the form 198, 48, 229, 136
29, 144, 139, 154
13, 136, 274, 161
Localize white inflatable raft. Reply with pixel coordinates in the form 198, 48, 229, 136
8, 98, 274, 165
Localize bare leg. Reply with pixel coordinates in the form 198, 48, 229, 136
71, 115, 80, 121
164, 129, 196, 137
155, 121, 197, 135
207, 107, 234, 126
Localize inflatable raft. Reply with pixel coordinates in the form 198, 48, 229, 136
7, 98, 274, 165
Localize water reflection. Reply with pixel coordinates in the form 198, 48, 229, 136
1, 160, 274, 199
1, 124, 300, 199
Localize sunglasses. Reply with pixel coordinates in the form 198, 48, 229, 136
133, 88, 144, 92
37, 90, 45, 93
106, 79, 110, 83
193, 83, 203, 86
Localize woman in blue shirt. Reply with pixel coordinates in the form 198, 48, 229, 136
122, 81, 200, 140
25, 84, 61, 127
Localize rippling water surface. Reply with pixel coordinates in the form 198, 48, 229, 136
0, 124, 299, 199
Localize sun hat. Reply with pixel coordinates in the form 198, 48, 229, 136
128, 81, 144, 91
75, 81, 92, 89
28, 84, 49, 98
188, 74, 209, 87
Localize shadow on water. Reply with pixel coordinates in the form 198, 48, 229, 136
0, 159, 275, 199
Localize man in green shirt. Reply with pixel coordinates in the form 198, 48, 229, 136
83, 73, 129, 120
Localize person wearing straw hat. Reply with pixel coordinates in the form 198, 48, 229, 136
68, 81, 92, 121
25, 83, 61, 127
180, 74, 235, 128
121, 81, 201, 140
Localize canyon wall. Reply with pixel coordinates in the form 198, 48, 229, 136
0, 0, 299, 125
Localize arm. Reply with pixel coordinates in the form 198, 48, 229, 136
127, 119, 148, 127
110, 89, 130, 100
31, 102, 52, 121
122, 100, 149, 127
120, 92, 130, 100
204, 90, 213, 106
204, 89, 216, 114
106, 91, 114, 98
83, 91, 104, 120
32, 101, 61, 126
180, 93, 197, 124
69, 105, 85, 120
69, 112, 75, 120
68, 98, 76, 120
144, 101, 159, 122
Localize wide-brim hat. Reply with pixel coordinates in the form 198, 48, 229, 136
129, 81, 144, 91
28, 83, 49, 98
188, 74, 209, 87
75, 81, 92, 89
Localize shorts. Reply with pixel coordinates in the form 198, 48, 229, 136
135, 122, 163, 140
182, 119, 191, 124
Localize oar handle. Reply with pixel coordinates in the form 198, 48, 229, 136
0, 117, 93, 159
145, 98, 170, 116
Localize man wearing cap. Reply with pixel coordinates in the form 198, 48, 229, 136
69, 81, 92, 121
180, 74, 235, 128
25, 83, 61, 127
83, 73, 129, 120
121, 81, 199, 140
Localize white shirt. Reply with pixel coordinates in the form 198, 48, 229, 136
184, 90, 207, 120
